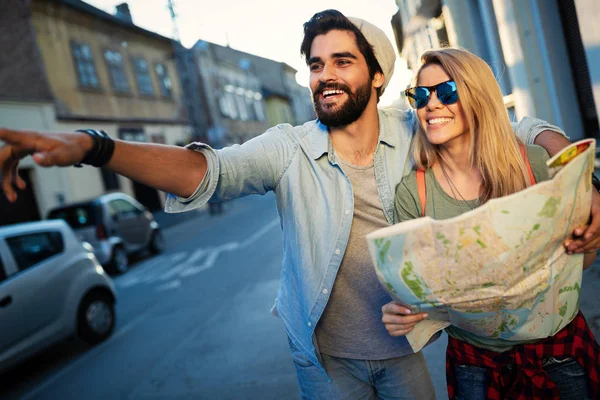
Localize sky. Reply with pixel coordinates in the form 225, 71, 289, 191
85, 0, 414, 107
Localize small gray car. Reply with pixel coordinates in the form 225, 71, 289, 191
47, 193, 165, 274
0, 220, 117, 374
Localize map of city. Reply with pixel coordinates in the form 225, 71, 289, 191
367, 139, 595, 352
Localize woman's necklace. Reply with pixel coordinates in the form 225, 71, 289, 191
439, 161, 476, 212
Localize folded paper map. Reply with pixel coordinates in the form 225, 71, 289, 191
367, 139, 595, 352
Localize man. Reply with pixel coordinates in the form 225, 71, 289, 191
0, 9, 598, 399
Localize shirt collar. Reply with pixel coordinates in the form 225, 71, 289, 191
307, 109, 397, 161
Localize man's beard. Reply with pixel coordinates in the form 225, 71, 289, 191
313, 79, 372, 127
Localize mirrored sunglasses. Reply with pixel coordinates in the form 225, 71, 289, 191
405, 80, 459, 109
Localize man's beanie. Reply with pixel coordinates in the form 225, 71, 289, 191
348, 17, 396, 94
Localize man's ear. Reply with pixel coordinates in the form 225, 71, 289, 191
373, 72, 385, 89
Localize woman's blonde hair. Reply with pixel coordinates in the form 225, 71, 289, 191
411, 47, 531, 203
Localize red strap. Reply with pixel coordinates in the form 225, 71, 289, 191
416, 145, 535, 218
416, 168, 426, 217
520, 143, 537, 185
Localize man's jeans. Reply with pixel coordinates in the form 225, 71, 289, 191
288, 339, 435, 400
454, 357, 592, 400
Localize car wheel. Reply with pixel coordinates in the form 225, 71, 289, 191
110, 246, 129, 274
78, 292, 115, 345
149, 230, 165, 254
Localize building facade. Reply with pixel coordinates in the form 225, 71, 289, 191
0, 0, 198, 226
190, 40, 315, 147
0, 0, 65, 226
32, 0, 194, 212
392, 0, 599, 141
0, 0, 316, 226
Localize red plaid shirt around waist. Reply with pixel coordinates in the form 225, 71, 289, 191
445, 311, 600, 400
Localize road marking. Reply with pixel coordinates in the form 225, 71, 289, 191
20, 307, 154, 400
240, 219, 280, 248
176, 219, 279, 280
186, 248, 208, 263
171, 252, 188, 264
117, 218, 280, 290
156, 279, 181, 291
116, 251, 187, 288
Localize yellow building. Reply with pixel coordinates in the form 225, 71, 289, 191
0, 0, 194, 225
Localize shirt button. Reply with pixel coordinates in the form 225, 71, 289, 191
308, 322, 312, 327
322, 289, 328, 294
345, 209, 351, 215
335, 249, 341, 255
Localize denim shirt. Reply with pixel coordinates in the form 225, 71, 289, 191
165, 108, 565, 376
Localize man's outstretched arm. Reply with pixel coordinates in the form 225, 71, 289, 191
534, 129, 600, 255
0, 128, 207, 202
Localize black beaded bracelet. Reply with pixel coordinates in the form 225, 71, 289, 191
74, 129, 115, 168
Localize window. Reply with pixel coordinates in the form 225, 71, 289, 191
154, 63, 172, 97
133, 58, 154, 95
235, 92, 249, 121
253, 92, 265, 121
218, 95, 230, 117
71, 42, 100, 88
6, 232, 64, 271
104, 50, 130, 92
118, 128, 146, 142
245, 91, 257, 120
109, 199, 141, 217
219, 83, 240, 119
48, 205, 98, 228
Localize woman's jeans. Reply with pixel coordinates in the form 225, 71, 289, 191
454, 357, 592, 400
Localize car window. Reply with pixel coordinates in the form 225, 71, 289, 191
6, 231, 65, 271
108, 200, 122, 217
48, 205, 97, 228
111, 199, 140, 215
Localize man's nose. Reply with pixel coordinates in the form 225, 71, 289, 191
319, 63, 337, 82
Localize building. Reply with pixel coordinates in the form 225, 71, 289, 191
190, 40, 315, 147
0, 0, 198, 226
0, 0, 65, 226
392, 0, 599, 141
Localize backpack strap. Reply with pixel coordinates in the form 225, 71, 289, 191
416, 168, 427, 217
415, 144, 535, 218
519, 143, 537, 185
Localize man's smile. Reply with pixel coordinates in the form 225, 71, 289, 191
318, 88, 347, 104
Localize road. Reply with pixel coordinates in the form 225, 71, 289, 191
2, 192, 598, 399
1, 194, 299, 400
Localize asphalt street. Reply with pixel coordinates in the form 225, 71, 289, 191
1, 192, 598, 399
1, 194, 298, 400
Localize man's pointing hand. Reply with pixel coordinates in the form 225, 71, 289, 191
0, 128, 92, 202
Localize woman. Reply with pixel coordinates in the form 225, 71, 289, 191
383, 47, 599, 399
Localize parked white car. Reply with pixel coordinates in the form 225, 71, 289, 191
0, 220, 117, 373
